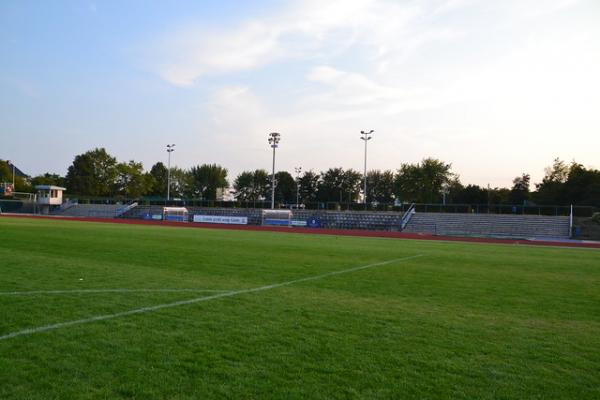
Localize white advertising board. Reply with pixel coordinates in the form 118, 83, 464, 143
193, 215, 248, 225
290, 219, 307, 227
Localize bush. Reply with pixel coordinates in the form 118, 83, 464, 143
592, 212, 600, 224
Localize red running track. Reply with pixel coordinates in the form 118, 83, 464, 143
2, 213, 600, 249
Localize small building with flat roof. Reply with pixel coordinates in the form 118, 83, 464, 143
35, 185, 66, 213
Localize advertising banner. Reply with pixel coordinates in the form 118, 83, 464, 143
307, 217, 321, 228
291, 220, 308, 227
193, 215, 248, 225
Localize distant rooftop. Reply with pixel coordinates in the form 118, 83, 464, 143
35, 185, 66, 191
3, 160, 29, 179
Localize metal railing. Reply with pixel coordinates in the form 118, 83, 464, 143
3, 195, 595, 218
115, 201, 138, 217
400, 203, 416, 230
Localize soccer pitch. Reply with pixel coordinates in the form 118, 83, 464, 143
1, 217, 599, 399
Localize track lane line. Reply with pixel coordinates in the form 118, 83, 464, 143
0, 254, 424, 341
0, 289, 231, 296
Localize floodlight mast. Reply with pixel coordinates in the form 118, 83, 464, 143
268, 132, 281, 209
294, 166, 302, 208
166, 144, 175, 201
360, 130, 374, 209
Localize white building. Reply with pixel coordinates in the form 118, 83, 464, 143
35, 185, 66, 214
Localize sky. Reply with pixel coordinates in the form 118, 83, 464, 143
1, 0, 599, 188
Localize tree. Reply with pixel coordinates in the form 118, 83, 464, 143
395, 158, 453, 203
274, 171, 295, 203
169, 167, 192, 198
532, 160, 600, 207
148, 162, 168, 196
366, 170, 395, 203
298, 170, 320, 204
563, 163, 600, 206
233, 169, 269, 202
0, 161, 12, 183
544, 158, 569, 184
0, 160, 32, 193
509, 173, 530, 205
189, 164, 228, 200
342, 169, 362, 203
489, 187, 510, 204
316, 168, 362, 203
533, 158, 569, 205
451, 184, 489, 204
317, 168, 345, 202
65, 148, 118, 196
30, 173, 66, 188
114, 161, 151, 198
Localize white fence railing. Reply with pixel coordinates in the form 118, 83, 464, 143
400, 203, 416, 231
115, 202, 138, 217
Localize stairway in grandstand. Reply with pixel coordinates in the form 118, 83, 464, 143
403, 212, 570, 239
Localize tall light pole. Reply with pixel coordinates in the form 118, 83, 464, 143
360, 130, 374, 208
441, 183, 449, 205
294, 166, 302, 208
268, 132, 281, 209
166, 144, 175, 201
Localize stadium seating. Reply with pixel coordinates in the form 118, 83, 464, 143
293, 210, 402, 231
119, 205, 570, 239
52, 204, 125, 218
403, 212, 570, 239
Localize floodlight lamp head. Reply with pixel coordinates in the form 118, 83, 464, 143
268, 132, 281, 147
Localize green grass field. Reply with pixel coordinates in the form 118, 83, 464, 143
1, 216, 599, 399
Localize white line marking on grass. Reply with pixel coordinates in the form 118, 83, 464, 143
0, 254, 424, 341
0, 289, 230, 296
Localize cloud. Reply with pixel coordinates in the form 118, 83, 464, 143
148, 0, 598, 187
150, 0, 436, 86
156, 21, 283, 87
149, 0, 586, 87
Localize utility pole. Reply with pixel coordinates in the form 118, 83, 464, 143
268, 132, 281, 209
294, 166, 302, 208
166, 144, 175, 201
360, 130, 374, 209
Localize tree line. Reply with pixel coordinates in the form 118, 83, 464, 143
2, 149, 599, 207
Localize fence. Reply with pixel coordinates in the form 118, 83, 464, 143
1, 196, 595, 218
0, 199, 36, 214
127, 199, 593, 217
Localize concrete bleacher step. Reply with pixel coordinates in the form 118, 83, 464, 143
52, 204, 125, 218
117, 205, 569, 239
404, 213, 569, 239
